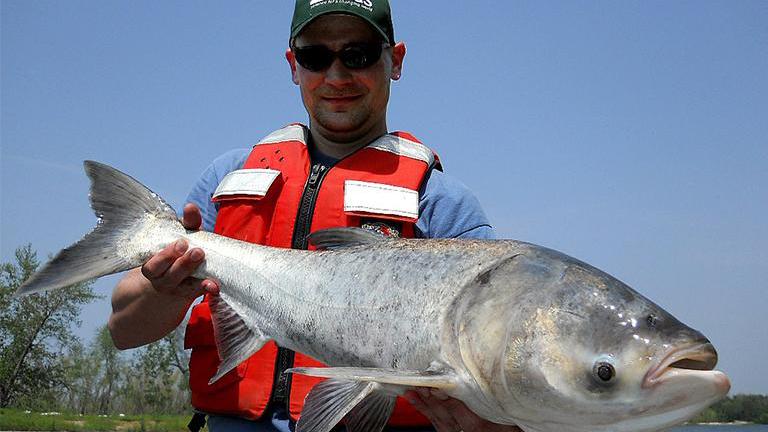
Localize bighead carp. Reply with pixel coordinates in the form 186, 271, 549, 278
16, 161, 730, 432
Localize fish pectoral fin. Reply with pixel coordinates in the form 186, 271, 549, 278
344, 388, 396, 432
307, 227, 388, 250
294, 367, 457, 432
286, 366, 457, 390
297, 379, 385, 432
208, 294, 270, 385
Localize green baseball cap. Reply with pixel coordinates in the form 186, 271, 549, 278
290, 0, 395, 46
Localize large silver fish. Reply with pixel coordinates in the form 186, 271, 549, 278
16, 161, 730, 432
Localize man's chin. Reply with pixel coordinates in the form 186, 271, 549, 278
314, 119, 370, 141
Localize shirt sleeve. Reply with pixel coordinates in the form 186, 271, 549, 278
184, 149, 250, 232
416, 168, 496, 240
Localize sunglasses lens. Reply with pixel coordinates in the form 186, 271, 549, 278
294, 44, 384, 71
339, 44, 383, 69
294, 46, 334, 72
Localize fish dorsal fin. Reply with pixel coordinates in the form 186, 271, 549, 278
208, 294, 270, 384
307, 227, 388, 250
286, 366, 457, 389
297, 379, 379, 432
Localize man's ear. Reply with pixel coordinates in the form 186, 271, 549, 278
390, 41, 406, 81
286, 48, 299, 85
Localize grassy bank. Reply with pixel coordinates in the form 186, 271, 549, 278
0, 409, 195, 431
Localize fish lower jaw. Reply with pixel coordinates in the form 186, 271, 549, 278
515, 394, 723, 432
608, 393, 728, 432
645, 368, 730, 397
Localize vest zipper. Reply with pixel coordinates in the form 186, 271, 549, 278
292, 163, 328, 249
270, 162, 330, 411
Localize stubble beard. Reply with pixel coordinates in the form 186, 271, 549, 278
312, 105, 376, 143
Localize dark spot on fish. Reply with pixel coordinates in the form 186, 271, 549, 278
476, 270, 491, 285
275, 149, 281, 154
646, 314, 658, 328
260, 157, 267, 162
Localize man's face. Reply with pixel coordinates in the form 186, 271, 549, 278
286, 14, 405, 143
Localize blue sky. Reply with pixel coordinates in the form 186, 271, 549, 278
2, 1, 766, 394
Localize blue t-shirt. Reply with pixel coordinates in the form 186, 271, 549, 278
184, 148, 495, 239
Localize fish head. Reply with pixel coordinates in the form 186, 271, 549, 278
447, 246, 730, 431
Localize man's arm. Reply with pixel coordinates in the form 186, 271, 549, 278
416, 168, 496, 240
108, 204, 218, 349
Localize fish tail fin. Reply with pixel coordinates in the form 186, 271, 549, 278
14, 160, 182, 297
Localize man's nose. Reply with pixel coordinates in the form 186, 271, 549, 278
324, 58, 354, 86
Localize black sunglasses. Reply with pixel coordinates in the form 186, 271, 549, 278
292, 43, 389, 72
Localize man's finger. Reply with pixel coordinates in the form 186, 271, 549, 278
182, 203, 203, 230
176, 277, 210, 299
202, 279, 220, 295
445, 399, 485, 432
141, 239, 188, 280
158, 247, 205, 289
404, 392, 444, 430
414, 388, 461, 432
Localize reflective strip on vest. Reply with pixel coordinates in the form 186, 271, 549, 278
367, 134, 435, 166
212, 169, 281, 200
257, 124, 307, 145
344, 180, 419, 220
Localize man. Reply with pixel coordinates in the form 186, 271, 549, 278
109, 1, 519, 431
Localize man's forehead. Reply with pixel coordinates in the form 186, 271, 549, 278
295, 14, 382, 44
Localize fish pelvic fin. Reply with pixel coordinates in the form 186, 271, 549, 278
297, 379, 386, 432
286, 366, 458, 390
14, 160, 182, 297
208, 294, 270, 384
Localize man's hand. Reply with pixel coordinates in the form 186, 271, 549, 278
109, 203, 219, 349
140, 203, 219, 299
404, 389, 522, 432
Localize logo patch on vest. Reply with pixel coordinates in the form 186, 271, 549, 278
361, 219, 401, 238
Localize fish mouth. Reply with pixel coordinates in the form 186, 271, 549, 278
643, 342, 727, 391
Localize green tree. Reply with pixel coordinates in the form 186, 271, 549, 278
58, 339, 100, 414
124, 327, 190, 414
692, 394, 768, 424
0, 245, 98, 408
92, 325, 122, 414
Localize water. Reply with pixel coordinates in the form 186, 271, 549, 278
671, 426, 768, 432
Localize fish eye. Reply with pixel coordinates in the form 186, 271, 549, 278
593, 361, 616, 383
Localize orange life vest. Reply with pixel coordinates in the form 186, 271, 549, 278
184, 124, 438, 426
